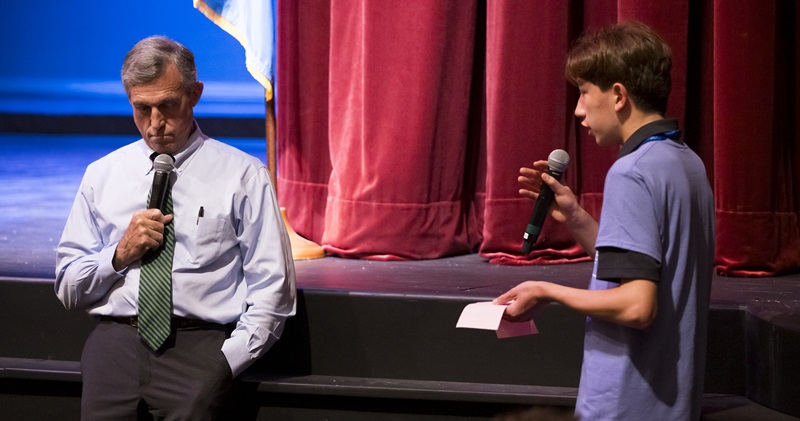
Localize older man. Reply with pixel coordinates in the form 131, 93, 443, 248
55, 35, 296, 420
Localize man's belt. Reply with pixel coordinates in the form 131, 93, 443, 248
101, 315, 232, 330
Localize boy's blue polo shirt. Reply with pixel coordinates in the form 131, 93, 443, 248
575, 119, 716, 420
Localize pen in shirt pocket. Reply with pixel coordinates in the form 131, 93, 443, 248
196, 206, 204, 225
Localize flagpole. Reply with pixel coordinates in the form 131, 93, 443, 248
266, 99, 325, 260
193, 0, 323, 259
266, 99, 277, 187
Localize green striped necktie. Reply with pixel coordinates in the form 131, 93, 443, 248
138, 185, 174, 351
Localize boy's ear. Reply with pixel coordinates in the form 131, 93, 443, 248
612, 82, 628, 111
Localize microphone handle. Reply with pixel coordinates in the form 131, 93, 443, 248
521, 169, 563, 254
148, 170, 170, 211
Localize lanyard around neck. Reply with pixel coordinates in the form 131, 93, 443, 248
641, 129, 681, 145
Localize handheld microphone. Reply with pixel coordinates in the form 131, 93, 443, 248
148, 154, 175, 212
521, 149, 570, 254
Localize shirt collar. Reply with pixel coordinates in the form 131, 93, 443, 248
140, 121, 205, 175
617, 119, 680, 159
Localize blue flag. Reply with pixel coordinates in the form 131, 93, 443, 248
194, 0, 276, 100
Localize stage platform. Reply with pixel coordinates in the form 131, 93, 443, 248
2, 254, 800, 420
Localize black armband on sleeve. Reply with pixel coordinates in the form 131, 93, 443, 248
596, 247, 661, 283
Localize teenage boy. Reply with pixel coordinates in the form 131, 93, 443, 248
495, 21, 715, 420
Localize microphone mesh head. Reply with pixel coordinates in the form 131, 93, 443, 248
548, 149, 570, 172
153, 154, 175, 172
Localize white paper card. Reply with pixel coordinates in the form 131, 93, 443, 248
456, 301, 538, 338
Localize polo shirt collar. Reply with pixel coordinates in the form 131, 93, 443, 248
618, 119, 680, 159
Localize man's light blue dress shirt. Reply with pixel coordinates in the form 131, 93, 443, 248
55, 124, 296, 376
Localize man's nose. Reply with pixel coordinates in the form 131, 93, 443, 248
150, 108, 165, 129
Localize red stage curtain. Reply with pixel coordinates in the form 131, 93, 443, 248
276, 0, 332, 244
711, 0, 800, 276
276, 0, 800, 276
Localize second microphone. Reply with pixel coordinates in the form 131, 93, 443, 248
521, 149, 570, 254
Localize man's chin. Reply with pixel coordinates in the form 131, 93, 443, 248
145, 137, 178, 153
147, 136, 175, 147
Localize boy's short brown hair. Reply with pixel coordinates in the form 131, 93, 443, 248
566, 21, 672, 115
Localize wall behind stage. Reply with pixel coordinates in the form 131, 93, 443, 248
0, 1, 265, 118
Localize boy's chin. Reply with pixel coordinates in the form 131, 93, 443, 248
594, 135, 622, 148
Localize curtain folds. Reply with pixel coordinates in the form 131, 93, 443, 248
711, 1, 800, 276
276, 0, 800, 276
